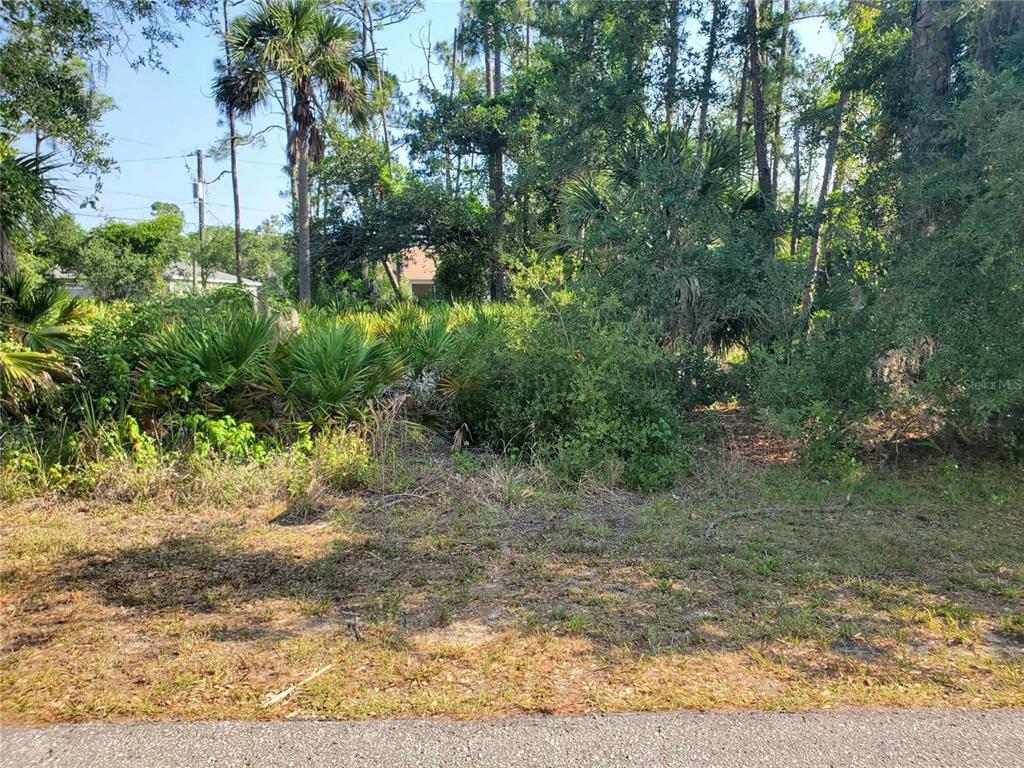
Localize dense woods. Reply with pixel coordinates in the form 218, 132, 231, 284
2, 0, 1023, 484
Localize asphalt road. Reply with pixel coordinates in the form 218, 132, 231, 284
3, 710, 1022, 768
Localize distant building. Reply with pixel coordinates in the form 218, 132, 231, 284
164, 262, 262, 297
51, 261, 262, 299
402, 247, 436, 299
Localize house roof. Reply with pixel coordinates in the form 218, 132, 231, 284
51, 262, 261, 288
402, 247, 436, 283
165, 261, 261, 287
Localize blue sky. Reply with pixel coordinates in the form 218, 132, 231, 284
61, 1, 836, 235
68, 1, 462, 233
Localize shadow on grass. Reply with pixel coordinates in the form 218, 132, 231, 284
38, 482, 1023, 675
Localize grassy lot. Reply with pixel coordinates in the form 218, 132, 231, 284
2, 417, 1022, 723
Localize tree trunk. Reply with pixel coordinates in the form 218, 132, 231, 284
770, 0, 790, 199
735, 53, 748, 148
222, 0, 244, 288
525, 0, 532, 67
488, 154, 506, 301
484, 23, 494, 97
362, 0, 403, 299
363, 0, 393, 169
977, 1, 1023, 70
912, 0, 955, 97
487, 21, 506, 301
296, 141, 312, 303
664, 0, 680, 151
910, 0, 957, 152
280, 76, 301, 291
445, 25, 459, 193
801, 89, 848, 321
0, 233, 16, 277
789, 121, 801, 258
694, 0, 722, 188
747, 0, 773, 207
381, 257, 402, 294
492, 24, 502, 94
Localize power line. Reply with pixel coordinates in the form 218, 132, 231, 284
114, 154, 287, 168
116, 153, 192, 163
97, 189, 283, 214
110, 135, 161, 147
85, 205, 154, 213
75, 211, 151, 223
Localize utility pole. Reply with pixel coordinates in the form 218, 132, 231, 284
194, 148, 206, 292
222, 0, 243, 288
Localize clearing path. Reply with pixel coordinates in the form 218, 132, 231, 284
3, 710, 1023, 768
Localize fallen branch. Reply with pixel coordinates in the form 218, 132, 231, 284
703, 496, 852, 542
263, 663, 334, 708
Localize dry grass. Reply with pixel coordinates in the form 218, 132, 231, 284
2, 420, 1023, 724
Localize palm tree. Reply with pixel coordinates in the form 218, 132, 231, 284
214, 0, 376, 303
0, 274, 80, 409
0, 153, 63, 276
0, 273, 84, 353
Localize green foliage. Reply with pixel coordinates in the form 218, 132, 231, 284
746, 316, 883, 426
885, 68, 1024, 444
441, 298, 704, 489
0, 273, 85, 353
183, 414, 266, 461
59, 215, 185, 300
147, 309, 278, 402
66, 300, 162, 419
307, 429, 373, 491
270, 319, 404, 420
0, 342, 70, 407
0, 154, 68, 271
315, 178, 491, 301
0, 274, 85, 411
379, 302, 454, 380
186, 220, 292, 298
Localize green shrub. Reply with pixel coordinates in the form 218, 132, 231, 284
182, 413, 266, 461
379, 302, 454, 379
744, 310, 885, 452
440, 298, 703, 489
269, 319, 405, 420
64, 300, 162, 419
144, 307, 277, 407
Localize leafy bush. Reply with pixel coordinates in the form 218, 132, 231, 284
441, 297, 703, 489
145, 308, 278, 406
58, 214, 183, 300
1, 275, 85, 412
182, 414, 266, 461
65, 301, 162, 419
379, 302, 455, 379
746, 310, 884, 422
269, 319, 404, 420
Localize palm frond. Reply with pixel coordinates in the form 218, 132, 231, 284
147, 310, 277, 395
0, 274, 81, 353
0, 345, 71, 401
0, 153, 65, 246
273, 321, 404, 419
559, 170, 617, 237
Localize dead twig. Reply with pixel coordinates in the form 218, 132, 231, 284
263, 663, 334, 708
704, 496, 852, 542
